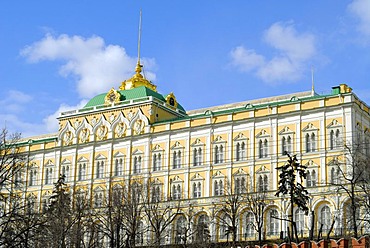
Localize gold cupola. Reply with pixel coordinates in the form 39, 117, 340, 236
119, 60, 157, 92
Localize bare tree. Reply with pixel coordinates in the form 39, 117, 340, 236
213, 181, 244, 247
0, 128, 43, 247
144, 184, 181, 248
95, 180, 146, 248
331, 142, 370, 238
244, 191, 267, 246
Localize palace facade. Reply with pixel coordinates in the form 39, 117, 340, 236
14, 60, 370, 245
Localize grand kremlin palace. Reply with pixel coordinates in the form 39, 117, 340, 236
13, 60, 370, 244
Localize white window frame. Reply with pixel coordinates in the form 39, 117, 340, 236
114, 153, 125, 177
95, 155, 106, 179
303, 123, 318, 153
171, 176, 183, 200
28, 165, 37, 186
45, 167, 53, 185
294, 208, 305, 235
257, 173, 269, 192
244, 212, 255, 238
213, 136, 226, 165
151, 179, 162, 203
279, 127, 294, 155
319, 205, 331, 233
171, 142, 184, 169
327, 120, 342, 150
267, 208, 279, 236
193, 147, 203, 166
94, 188, 104, 208
152, 145, 163, 172
192, 173, 204, 198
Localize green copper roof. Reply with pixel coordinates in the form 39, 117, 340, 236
84, 86, 186, 112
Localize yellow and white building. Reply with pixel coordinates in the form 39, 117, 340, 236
15, 59, 370, 244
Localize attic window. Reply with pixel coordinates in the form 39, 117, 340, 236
169, 97, 175, 106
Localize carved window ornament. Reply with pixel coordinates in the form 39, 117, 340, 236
104, 88, 121, 105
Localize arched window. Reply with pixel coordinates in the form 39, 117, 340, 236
135, 221, 144, 245
196, 214, 210, 242
45, 168, 52, 185
193, 182, 202, 198
153, 153, 161, 171
282, 136, 287, 155
193, 147, 202, 166
307, 170, 316, 187
235, 177, 241, 194
115, 158, 123, 176
258, 175, 268, 192
134, 156, 141, 174
62, 165, 69, 182
320, 206, 331, 233
96, 161, 104, 178
172, 184, 182, 200
173, 151, 182, 169
175, 216, 186, 244
236, 142, 246, 161
311, 133, 316, 151
78, 163, 86, 181
259, 140, 263, 158
263, 139, 268, 157
245, 212, 255, 237
29, 169, 37, 186
294, 209, 305, 235
305, 133, 311, 152
215, 145, 224, 164
214, 180, 223, 196
94, 190, 104, 208
268, 209, 279, 236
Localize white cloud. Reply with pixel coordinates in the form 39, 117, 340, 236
229, 46, 265, 72
21, 34, 156, 98
0, 90, 33, 113
230, 22, 317, 84
42, 100, 88, 133
348, 0, 370, 36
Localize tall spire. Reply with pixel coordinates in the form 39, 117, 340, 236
119, 10, 157, 92
311, 66, 315, 96
135, 9, 143, 75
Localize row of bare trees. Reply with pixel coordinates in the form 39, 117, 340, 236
2, 126, 370, 247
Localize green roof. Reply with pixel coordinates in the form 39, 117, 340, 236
84, 86, 186, 112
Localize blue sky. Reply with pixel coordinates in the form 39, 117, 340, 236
1, 1, 370, 138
